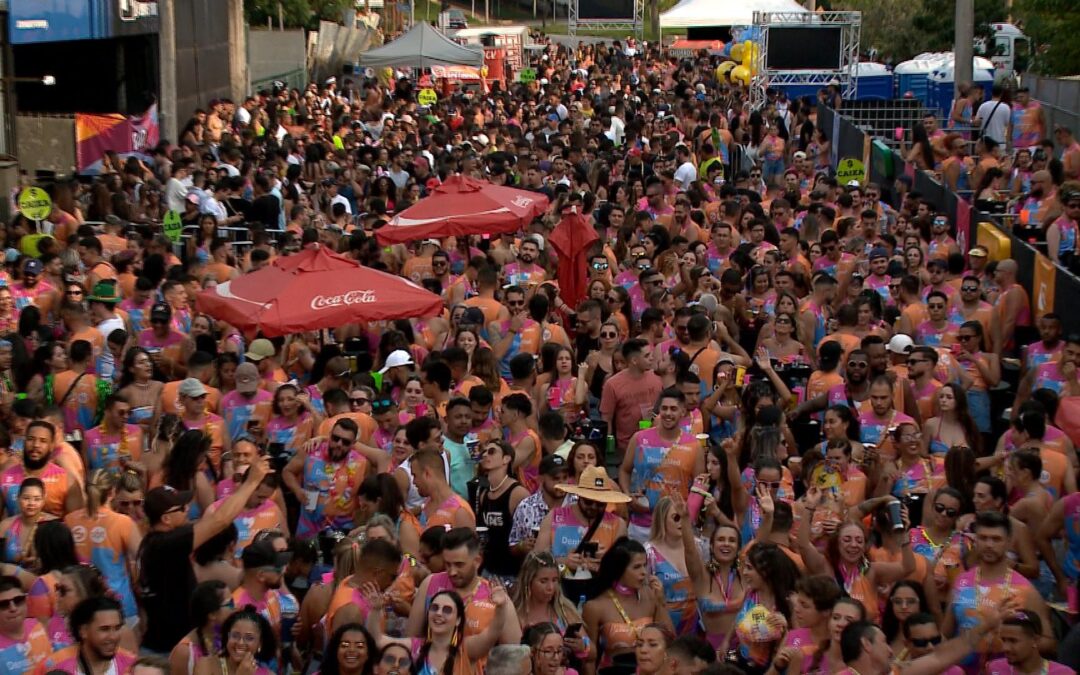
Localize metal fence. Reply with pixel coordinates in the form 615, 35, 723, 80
821, 103, 1080, 337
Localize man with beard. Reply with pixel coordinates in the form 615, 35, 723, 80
0, 420, 81, 518
864, 335, 920, 423
139, 453, 271, 654
231, 539, 295, 647
41, 596, 137, 672
508, 453, 569, 558
990, 613, 1074, 675
283, 418, 368, 540
620, 388, 702, 541
504, 236, 546, 288
941, 511, 1055, 671
406, 527, 521, 646
0, 575, 50, 672
857, 376, 916, 460
10, 258, 58, 317
790, 348, 873, 421
535, 465, 628, 573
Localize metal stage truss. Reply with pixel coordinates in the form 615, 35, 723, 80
749, 11, 861, 110
568, 0, 643, 38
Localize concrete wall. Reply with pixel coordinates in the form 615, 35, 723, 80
249, 28, 307, 87
15, 115, 76, 175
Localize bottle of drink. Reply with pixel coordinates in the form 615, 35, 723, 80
688, 476, 709, 522
279, 591, 299, 652
605, 434, 615, 462
578, 594, 587, 614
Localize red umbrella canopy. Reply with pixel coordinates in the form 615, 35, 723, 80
375, 174, 549, 245
547, 207, 599, 311
196, 246, 444, 338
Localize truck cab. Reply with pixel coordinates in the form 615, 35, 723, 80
983, 23, 1030, 80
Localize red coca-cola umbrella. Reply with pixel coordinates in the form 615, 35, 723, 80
547, 206, 598, 312
375, 174, 549, 245
196, 246, 443, 337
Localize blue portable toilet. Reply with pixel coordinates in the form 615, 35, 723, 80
894, 54, 947, 105
850, 62, 893, 100
928, 57, 995, 117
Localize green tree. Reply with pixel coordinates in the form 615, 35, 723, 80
245, 0, 352, 30
826, 0, 1007, 63
910, 0, 1007, 54
1012, 0, 1080, 75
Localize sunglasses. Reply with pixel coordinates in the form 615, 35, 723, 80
847, 360, 868, 368
907, 359, 928, 366
934, 503, 959, 518
0, 594, 26, 611
371, 400, 393, 411
961, 286, 980, 292
606, 295, 620, 302
592, 262, 609, 270
66, 290, 84, 297
117, 499, 144, 509
759, 480, 781, 490
221, 598, 236, 610
910, 635, 942, 648
428, 603, 455, 616
507, 300, 525, 307
927, 303, 946, 310
331, 434, 355, 445
381, 653, 412, 668
600, 331, 618, 339
959, 334, 978, 341
351, 397, 371, 406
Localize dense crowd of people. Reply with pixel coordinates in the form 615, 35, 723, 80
2, 29, 1080, 675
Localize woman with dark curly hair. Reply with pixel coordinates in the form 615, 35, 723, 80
193, 606, 277, 674
320, 622, 377, 675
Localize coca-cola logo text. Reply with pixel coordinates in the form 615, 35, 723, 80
310, 290, 377, 310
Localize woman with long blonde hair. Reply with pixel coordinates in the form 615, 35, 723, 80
62, 468, 142, 623
297, 535, 364, 655
513, 551, 582, 631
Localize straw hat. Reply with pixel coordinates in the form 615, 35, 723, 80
558, 466, 631, 504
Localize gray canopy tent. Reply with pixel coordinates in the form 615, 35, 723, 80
359, 22, 484, 68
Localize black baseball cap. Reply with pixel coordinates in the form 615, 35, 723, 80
145, 485, 193, 524
241, 540, 293, 570
540, 454, 568, 477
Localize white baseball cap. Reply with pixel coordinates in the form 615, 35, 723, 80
378, 349, 414, 374
887, 334, 914, 354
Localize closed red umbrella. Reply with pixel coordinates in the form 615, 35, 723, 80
375, 174, 549, 245
547, 207, 598, 312
196, 246, 443, 338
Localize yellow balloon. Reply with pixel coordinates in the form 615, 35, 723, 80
731, 65, 750, 86
742, 41, 753, 68
730, 44, 744, 63
715, 61, 736, 83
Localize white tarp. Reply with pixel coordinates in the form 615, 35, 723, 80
359, 21, 484, 68
660, 0, 808, 28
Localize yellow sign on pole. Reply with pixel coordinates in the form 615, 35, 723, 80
835, 158, 865, 186
417, 88, 438, 106
17, 187, 52, 222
